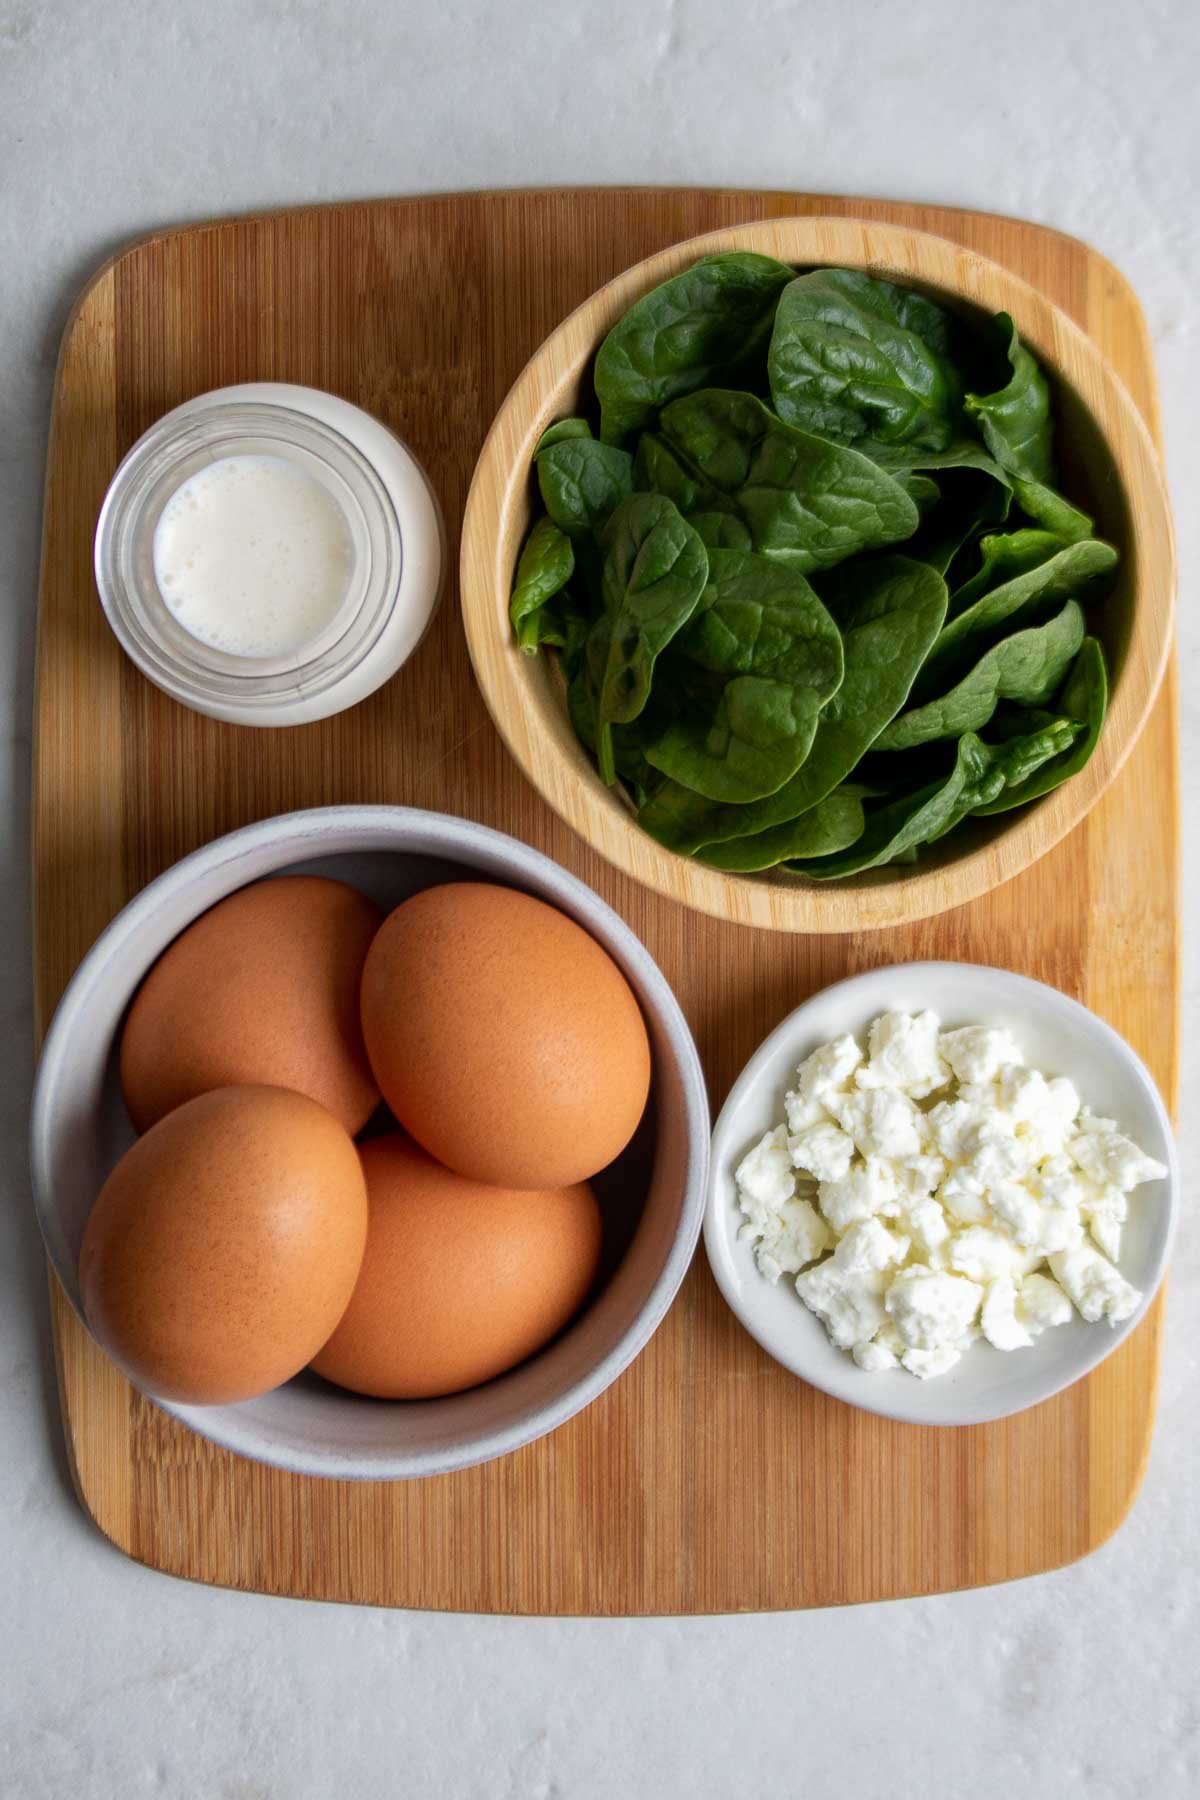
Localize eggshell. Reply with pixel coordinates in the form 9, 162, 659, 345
79, 1085, 368, 1404
359, 882, 651, 1188
120, 875, 382, 1135
310, 1133, 601, 1399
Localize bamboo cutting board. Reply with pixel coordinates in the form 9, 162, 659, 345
33, 189, 1178, 1613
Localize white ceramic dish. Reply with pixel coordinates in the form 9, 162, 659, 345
31, 806, 710, 1479
705, 962, 1177, 1427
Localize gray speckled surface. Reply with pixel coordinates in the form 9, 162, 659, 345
2, 3, 1197, 1795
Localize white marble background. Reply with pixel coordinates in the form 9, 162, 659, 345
2, 2, 1196, 1795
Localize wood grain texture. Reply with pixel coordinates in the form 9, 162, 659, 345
33, 189, 1178, 1613
462, 216, 1174, 932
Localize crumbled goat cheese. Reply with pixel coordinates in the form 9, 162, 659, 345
733, 1010, 1167, 1379
788, 1120, 856, 1182
938, 1025, 1024, 1085
855, 1010, 950, 1098
885, 1267, 984, 1350
1017, 1272, 1074, 1335
832, 1087, 926, 1160
784, 1035, 862, 1131
980, 1276, 1034, 1351
1049, 1243, 1142, 1326
794, 1260, 887, 1350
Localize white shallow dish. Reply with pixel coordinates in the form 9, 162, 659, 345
32, 806, 710, 1479
705, 962, 1177, 1427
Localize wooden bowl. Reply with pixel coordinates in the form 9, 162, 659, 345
460, 218, 1175, 932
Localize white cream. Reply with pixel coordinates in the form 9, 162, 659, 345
152, 453, 354, 659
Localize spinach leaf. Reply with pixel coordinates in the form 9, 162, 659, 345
789, 724, 1068, 877
537, 438, 634, 537
790, 735, 990, 877
660, 389, 919, 573
868, 439, 1012, 486
974, 637, 1108, 814
699, 786, 870, 870
767, 268, 963, 450
535, 418, 593, 453
643, 548, 843, 802
922, 535, 1117, 686
1011, 475, 1094, 542
567, 636, 665, 805
964, 313, 1054, 483
510, 516, 575, 653
591, 495, 709, 781
639, 554, 947, 853
633, 432, 720, 514
874, 599, 1085, 750
594, 251, 794, 443
947, 528, 1070, 614
690, 510, 754, 550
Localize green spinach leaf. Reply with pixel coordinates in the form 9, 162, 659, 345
594, 251, 794, 443
790, 734, 990, 877
632, 432, 720, 513
510, 516, 575, 653
660, 388, 919, 573
767, 268, 963, 450
874, 599, 1085, 750
643, 548, 843, 802
974, 637, 1108, 814
1011, 475, 1094, 542
639, 554, 947, 853
699, 786, 870, 870
537, 438, 634, 537
690, 510, 754, 550
922, 535, 1116, 686
535, 418, 593, 453
964, 313, 1054, 483
591, 495, 709, 780
947, 528, 1070, 614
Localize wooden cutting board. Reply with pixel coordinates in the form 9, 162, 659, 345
33, 189, 1178, 1613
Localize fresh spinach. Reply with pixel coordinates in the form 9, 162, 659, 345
1011, 475, 1094, 542
632, 432, 720, 514
509, 259, 1119, 880
595, 251, 794, 443
974, 637, 1108, 814
875, 599, 1085, 750
537, 437, 634, 537
590, 495, 709, 782
510, 516, 575, 653
660, 388, 919, 573
699, 785, 870, 870
964, 314, 1054, 483
690, 510, 754, 550
922, 535, 1116, 686
947, 528, 1070, 614
639, 554, 947, 853
535, 418, 593, 453
768, 268, 963, 450
790, 735, 990, 877
643, 548, 843, 802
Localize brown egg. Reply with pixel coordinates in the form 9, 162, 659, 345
359, 882, 651, 1188
311, 1133, 601, 1399
120, 875, 382, 1135
79, 1086, 368, 1404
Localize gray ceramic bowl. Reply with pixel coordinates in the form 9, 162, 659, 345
31, 806, 710, 1479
